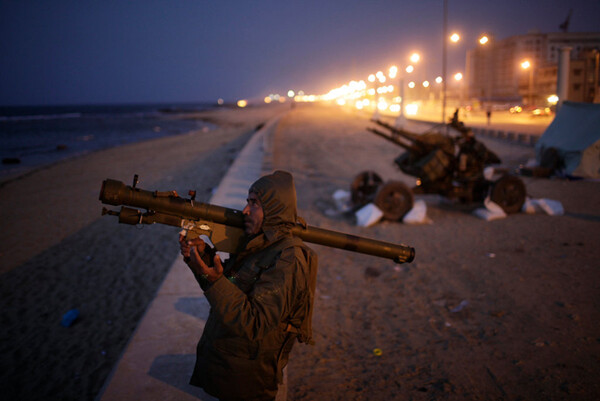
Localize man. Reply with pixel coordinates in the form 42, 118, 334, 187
179, 170, 317, 401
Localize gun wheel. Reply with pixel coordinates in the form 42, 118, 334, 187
374, 181, 414, 221
490, 175, 526, 214
351, 171, 383, 205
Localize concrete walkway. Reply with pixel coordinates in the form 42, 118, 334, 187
96, 111, 284, 401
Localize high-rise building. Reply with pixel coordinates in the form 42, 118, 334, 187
465, 31, 600, 107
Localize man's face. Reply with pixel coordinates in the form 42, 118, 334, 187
242, 192, 264, 235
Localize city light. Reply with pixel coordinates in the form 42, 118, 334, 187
264, 96, 272, 104
479, 35, 489, 45
454, 72, 463, 81
408, 81, 416, 89
423, 80, 430, 88
547, 94, 559, 104
450, 33, 460, 43
410, 53, 420, 63
237, 99, 248, 108
287, 90, 295, 98
521, 60, 531, 69
405, 103, 418, 115
406, 65, 414, 73
388, 65, 398, 79
435, 76, 443, 84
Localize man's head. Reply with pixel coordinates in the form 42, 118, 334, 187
243, 170, 297, 236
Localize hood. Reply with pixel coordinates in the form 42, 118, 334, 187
249, 170, 298, 235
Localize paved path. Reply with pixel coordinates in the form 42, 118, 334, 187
96, 112, 285, 401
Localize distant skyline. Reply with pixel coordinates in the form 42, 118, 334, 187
1, 0, 599, 106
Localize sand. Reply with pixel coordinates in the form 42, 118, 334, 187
272, 104, 600, 400
1, 102, 599, 400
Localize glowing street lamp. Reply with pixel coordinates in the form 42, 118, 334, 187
521, 60, 534, 105
398, 53, 419, 119
479, 35, 489, 45
454, 72, 464, 106
450, 33, 460, 43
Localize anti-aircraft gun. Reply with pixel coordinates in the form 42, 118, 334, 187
352, 118, 526, 220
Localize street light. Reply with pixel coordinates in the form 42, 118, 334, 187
398, 53, 419, 119
521, 60, 533, 106
454, 72, 464, 107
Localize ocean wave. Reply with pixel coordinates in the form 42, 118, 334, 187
0, 113, 83, 122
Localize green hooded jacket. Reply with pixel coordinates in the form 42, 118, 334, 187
190, 171, 317, 401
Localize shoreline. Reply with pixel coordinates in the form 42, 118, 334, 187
0, 110, 222, 187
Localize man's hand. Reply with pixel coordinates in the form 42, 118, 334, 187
179, 234, 205, 259
179, 234, 223, 282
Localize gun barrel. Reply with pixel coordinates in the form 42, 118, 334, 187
366, 128, 416, 152
100, 179, 415, 263
372, 119, 420, 142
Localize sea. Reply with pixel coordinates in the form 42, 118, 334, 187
0, 103, 218, 181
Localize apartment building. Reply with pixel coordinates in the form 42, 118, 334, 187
465, 31, 600, 106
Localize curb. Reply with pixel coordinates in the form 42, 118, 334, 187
471, 127, 539, 146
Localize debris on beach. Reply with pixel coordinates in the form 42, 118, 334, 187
364, 266, 382, 279
450, 300, 469, 313
2, 157, 21, 164
60, 308, 80, 327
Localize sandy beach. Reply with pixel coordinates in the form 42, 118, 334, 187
2, 102, 600, 400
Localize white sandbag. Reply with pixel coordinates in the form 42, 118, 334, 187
402, 200, 432, 224
332, 189, 352, 212
535, 198, 564, 216
483, 166, 495, 180
473, 197, 507, 221
355, 203, 383, 227
521, 197, 564, 216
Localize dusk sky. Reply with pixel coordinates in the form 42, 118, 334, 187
2, 0, 599, 106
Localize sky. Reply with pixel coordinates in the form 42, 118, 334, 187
1, 0, 599, 106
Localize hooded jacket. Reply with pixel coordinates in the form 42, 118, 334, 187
190, 171, 317, 401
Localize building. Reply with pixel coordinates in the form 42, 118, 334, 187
465, 31, 600, 107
